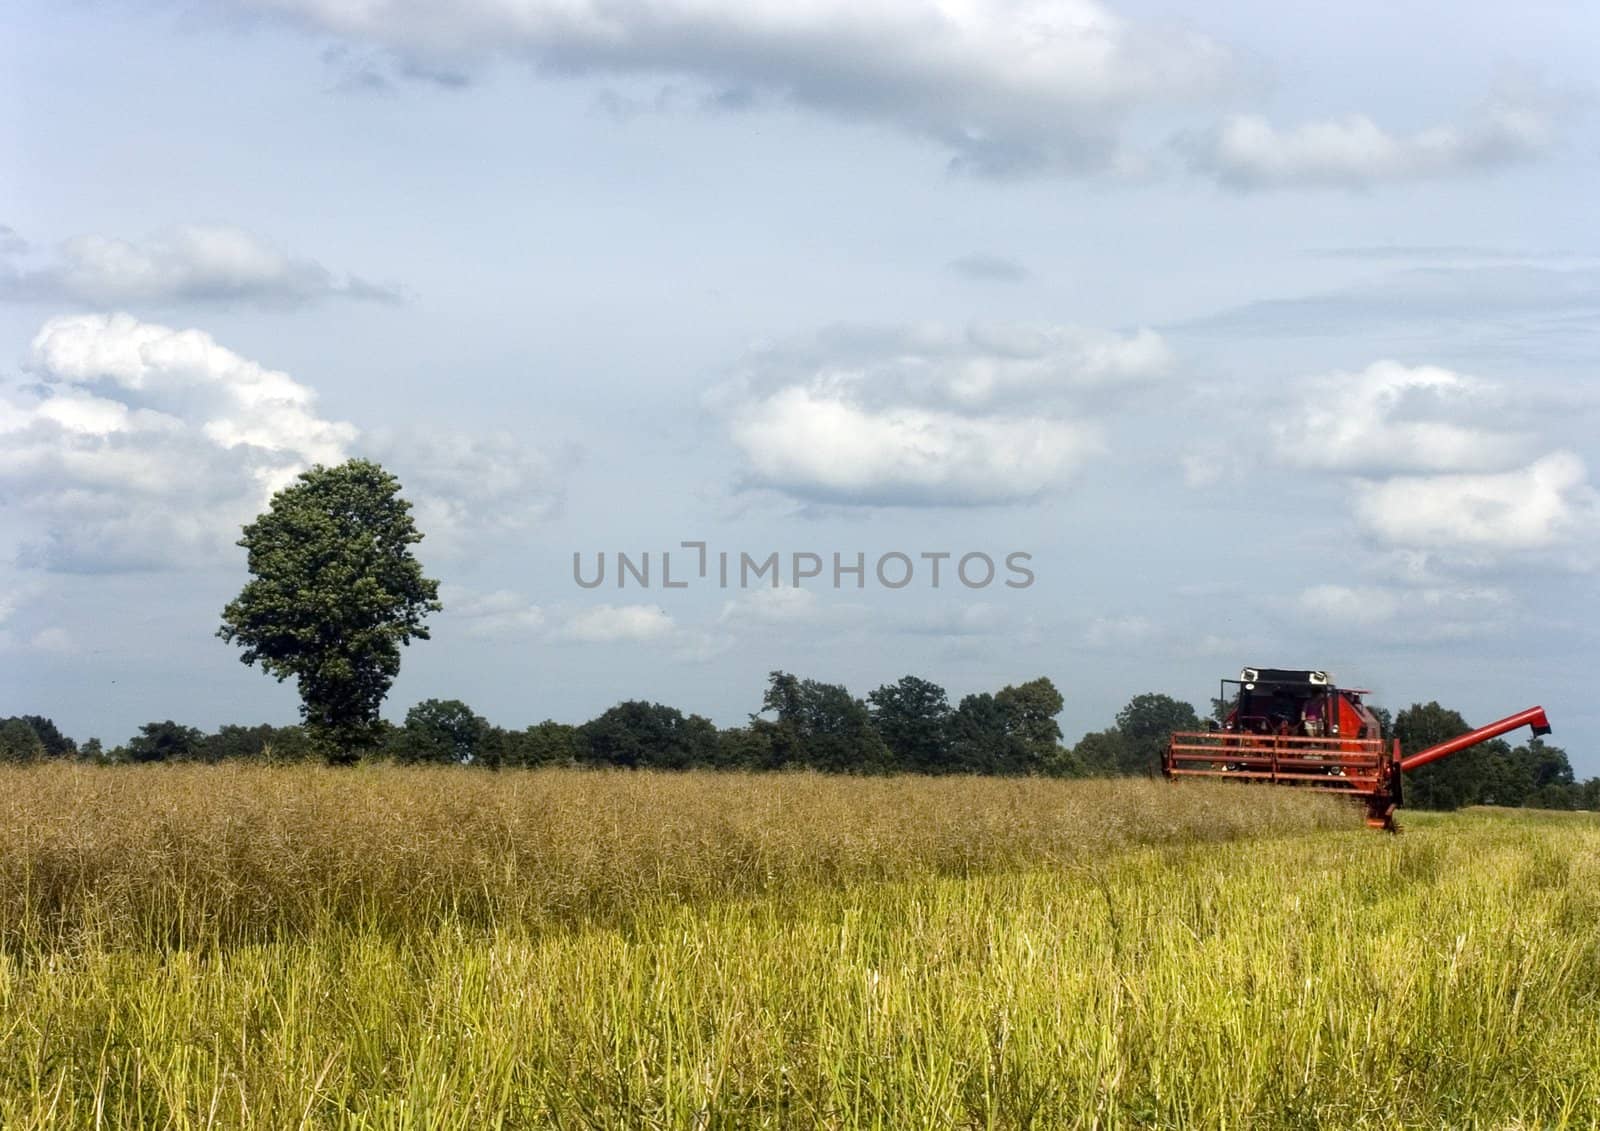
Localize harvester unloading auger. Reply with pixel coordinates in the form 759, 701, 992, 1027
1162, 668, 1552, 831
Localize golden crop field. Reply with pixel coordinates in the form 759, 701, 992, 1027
1, 765, 1596, 1128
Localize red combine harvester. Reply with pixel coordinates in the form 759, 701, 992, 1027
1162, 667, 1551, 830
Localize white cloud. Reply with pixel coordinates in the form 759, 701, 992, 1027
1181, 445, 1244, 488
719, 586, 823, 626
234, 0, 1236, 176
712, 323, 1166, 506
441, 587, 729, 658
898, 602, 1009, 637
1274, 361, 1527, 476
1297, 584, 1403, 627
1183, 83, 1559, 190
1246, 359, 1596, 568
554, 603, 675, 643
361, 429, 564, 553
1081, 614, 1156, 648
1, 313, 357, 570
1295, 583, 1512, 642
0, 315, 563, 572
669, 629, 736, 663
439, 586, 546, 637
1353, 452, 1595, 552
28, 627, 76, 654
0, 225, 398, 307
730, 389, 1099, 506
28, 313, 355, 466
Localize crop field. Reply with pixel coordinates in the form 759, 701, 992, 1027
1, 766, 1597, 1128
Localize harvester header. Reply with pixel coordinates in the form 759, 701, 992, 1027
1162, 667, 1551, 830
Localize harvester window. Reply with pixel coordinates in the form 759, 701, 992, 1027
1302, 696, 1326, 737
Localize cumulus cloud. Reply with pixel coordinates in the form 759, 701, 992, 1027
1353, 452, 1595, 552
1273, 361, 1529, 476
1217, 357, 1599, 570
27, 626, 77, 654
719, 587, 824, 626
360, 428, 564, 553
1081, 614, 1156, 648
729, 392, 1098, 507
1295, 583, 1513, 642
438, 586, 547, 637
553, 603, 675, 643
1182, 82, 1560, 190
1243, 358, 1596, 562
0, 314, 560, 572
0, 225, 399, 307
710, 322, 1170, 506
232, 0, 1235, 176
438, 585, 735, 659
1298, 582, 1506, 625
2, 313, 357, 570
897, 602, 1011, 637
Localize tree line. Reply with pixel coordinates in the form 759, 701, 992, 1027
3, 683, 1594, 812
9, 462, 1592, 810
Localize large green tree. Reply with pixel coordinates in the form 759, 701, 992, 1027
396, 699, 491, 765
996, 677, 1069, 775
1072, 728, 1128, 776
579, 701, 718, 770
125, 720, 206, 763
757, 671, 892, 773
1113, 693, 1201, 776
0, 718, 46, 763
1395, 701, 1481, 810
218, 460, 440, 763
939, 678, 1072, 776
200, 723, 316, 763
867, 675, 952, 772
9, 716, 75, 759
503, 721, 585, 768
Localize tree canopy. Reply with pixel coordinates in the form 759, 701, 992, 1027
397, 699, 492, 765
868, 675, 952, 772
757, 672, 894, 773
218, 459, 440, 763
1113, 693, 1201, 776
16, 673, 1594, 811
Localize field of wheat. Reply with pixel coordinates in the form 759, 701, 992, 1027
1, 765, 1596, 1128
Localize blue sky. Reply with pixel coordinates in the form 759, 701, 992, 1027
3, 1, 1598, 769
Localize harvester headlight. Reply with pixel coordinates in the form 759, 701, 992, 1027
1310, 671, 1329, 685
1241, 668, 1259, 682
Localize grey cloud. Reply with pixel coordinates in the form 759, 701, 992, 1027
947, 254, 1030, 284
0, 225, 402, 309
1181, 264, 1600, 338
233, 0, 1237, 178
359, 429, 568, 553
1305, 245, 1582, 263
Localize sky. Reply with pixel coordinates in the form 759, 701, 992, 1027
3, 1, 1598, 771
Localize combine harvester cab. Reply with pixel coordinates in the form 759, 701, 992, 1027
1163, 668, 1551, 830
